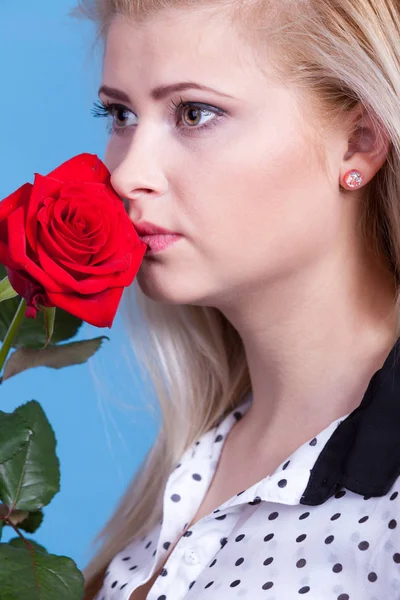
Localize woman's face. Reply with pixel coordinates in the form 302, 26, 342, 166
101, 8, 350, 309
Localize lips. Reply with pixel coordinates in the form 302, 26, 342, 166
139, 234, 183, 253
133, 221, 179, 236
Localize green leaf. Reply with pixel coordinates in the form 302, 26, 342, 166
0, 401, 60, 511
0, 542, 84, 599
8, 537, 47, 554
0, 505, 29, 527
0, 266, 83, 348
0, 412, 33, 464
0, 277, 18, 302
42, 307, 56, 348
2, 337, 110, 381
18, 510, 44, 534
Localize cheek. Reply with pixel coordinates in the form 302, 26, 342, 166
187, 128, 339, 283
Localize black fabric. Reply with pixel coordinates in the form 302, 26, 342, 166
301, 337, 400, 506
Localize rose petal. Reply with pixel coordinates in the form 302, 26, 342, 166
51, 199, 107, 245
37, 240, 145, 293
26, 174, 62, 253
46, 286, 124, 328
46, 154, 111, 185
6, 268, 50, 309
0, 241, 19, 270
7, 208, 64, 293
0, 182, 32, 221
56, 253, 132, 276
38, 220, 90, 264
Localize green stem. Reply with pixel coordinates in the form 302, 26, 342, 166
0, 297, 26, 376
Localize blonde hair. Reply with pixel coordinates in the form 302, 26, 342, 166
69, 1, 400, 597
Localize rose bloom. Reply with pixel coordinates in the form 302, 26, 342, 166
0, 153, 147, 328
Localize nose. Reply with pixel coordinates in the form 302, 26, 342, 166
108, 128, 168, 212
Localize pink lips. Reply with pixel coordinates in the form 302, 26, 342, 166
139, 234, 183, 254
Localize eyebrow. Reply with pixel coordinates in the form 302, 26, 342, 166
98, 82, 235, 102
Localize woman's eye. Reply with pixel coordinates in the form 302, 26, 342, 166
172, 102, 222, 131
108, 105, 136, 131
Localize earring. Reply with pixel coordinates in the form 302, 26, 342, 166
343, 169, 364, 189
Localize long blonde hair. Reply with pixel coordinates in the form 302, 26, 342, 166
69, 0, 400, 597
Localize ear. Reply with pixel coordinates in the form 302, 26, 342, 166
340, 103, 391, 188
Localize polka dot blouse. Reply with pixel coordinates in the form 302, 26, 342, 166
96, 339, 400, 600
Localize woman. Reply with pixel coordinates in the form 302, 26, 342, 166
71, 0, 400, 598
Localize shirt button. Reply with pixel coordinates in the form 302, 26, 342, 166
183, 548, 200, 565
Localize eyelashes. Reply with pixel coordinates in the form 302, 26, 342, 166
91, 97, 225, 136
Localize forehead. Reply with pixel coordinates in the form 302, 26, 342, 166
102, 9, 277, 95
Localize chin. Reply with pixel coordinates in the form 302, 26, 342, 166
135, 271, 212, 307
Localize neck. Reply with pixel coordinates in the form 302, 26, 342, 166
220, 235, 398, 453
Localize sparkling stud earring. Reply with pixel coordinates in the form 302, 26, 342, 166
343, 169, 364, 189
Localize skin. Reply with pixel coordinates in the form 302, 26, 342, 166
101, 8, 397, 462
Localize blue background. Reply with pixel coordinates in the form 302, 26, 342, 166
0, 1, 158, 570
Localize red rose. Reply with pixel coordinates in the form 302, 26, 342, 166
0, 153, 147, 328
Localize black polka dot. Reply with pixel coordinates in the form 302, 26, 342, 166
233, 411, 243, 420
192, 473, 202, 481
358, 541, 369, 551
171, 494, 181, 502
325, 535, 334, 544
299, 512, 310, 520
331, 513, 341, 521
235, 557, 244, 566
236, 534, 246, 542
220, 537, 228, 548
189, 582, 196, 589
269, 511, 279, 520
111, 581, 118, 588
183, 530, 193, 536
368, 572, 377, 582
389, 519, 397, 529
161, 568, 168, 576
393, 553, 400, 563
205, 581, 214, 588
264, 533, 274, 542
129, 565, 137, 571
249, 496, 262, 505
215, 435, 224, 442
145, 541, 152, 549
309, 438, 317, 446
337, 595, 349, 600
296, 559, 306, 568
152, 550, 156, 557
358, 516, 369, 523
237, 490, 246, 496
335, 490, 346, 499
120, 583, 127, 590
230, 580, 241, 587
333, 563, 343, 573
282, 460, 290, 470
263, 557, 274, 566
262, 581, 274, 590
390, 491, 398, 501
209, 559, 217, 567
296, 534, 307, 543
121, 556, 131, 561
299, 586, 311, 593
157, 596, 166, 600
163, 542, 171, 550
